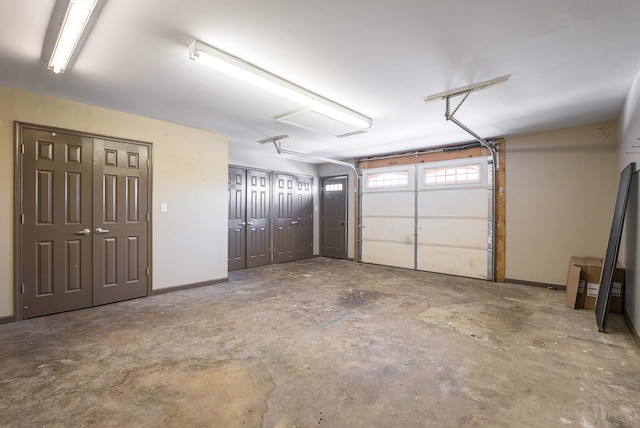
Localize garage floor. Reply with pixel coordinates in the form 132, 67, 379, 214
1, 258, 639, 427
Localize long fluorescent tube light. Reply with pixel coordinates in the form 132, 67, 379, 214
188, 40, 372, 130
424, 75, 510, 103
48, 0, 98, 74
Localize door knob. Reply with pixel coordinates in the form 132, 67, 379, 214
75, 228, 91, 236
95, 227, 110, 235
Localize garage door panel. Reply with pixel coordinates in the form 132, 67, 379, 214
361, 169, 415, 271
362, 192, 414, 217
362, 241, 414, 269
362, 217, 414, 243
417, 218, 487, 248
417, 246, 487, 279
418, 188, 487, 217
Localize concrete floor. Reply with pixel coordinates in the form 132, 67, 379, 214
1, 258, 639, 427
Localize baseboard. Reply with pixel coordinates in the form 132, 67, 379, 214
151, 277, 228, 296
0, 315, 15, 325
505, 278, 565, 291
623, 310, 640, 349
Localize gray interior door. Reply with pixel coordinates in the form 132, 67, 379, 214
228, 167, 247, 271
20, 127, 151, 318
92, 139, 149, 305
232, 170, 312, 266
294, 176, 314, 260
21, 129, 93, 318
247, 169, 270, 268
273, 173, 296, 263
321, 177, 347, 259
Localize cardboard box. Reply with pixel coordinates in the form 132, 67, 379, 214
569, 257, 625, 313
607, 260, 625, 314
565, 257, 587, 309
583, 257, 602, 310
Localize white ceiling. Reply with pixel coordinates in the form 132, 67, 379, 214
1, 0, 639, 162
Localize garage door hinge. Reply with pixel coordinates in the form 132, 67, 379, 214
20, 214, 24, 224
21, 144, 25, 154
146, 267, 150, 276
21, 284, 24, 294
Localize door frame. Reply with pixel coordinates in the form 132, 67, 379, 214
13, 122, 154, 321
320, 175, 349, 259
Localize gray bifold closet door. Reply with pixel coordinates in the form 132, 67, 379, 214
20, 127, 150, 318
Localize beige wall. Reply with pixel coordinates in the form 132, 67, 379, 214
505, 121, 619, 285
0, 85, 228, 319
617, 69, 640, 336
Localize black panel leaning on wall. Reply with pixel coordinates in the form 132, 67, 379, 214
596, 162, 635, 333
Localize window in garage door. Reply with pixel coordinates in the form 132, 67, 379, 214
360, 157, 493, 280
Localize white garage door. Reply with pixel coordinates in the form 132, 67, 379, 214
360, 157, 493, 280
360, 166, 415, 269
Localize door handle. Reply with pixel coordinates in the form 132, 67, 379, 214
291, 221, 299, 225
247, 221, 253, 225
239, 222, 247, 226
75, 228, 91, 236
95, 227, 110, 235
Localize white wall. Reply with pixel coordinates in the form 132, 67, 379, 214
229, 145, 320, 255
618, 69, 640, 336
0, 85, 228, 319
318, 163, 357, 260
505, 122, 619, 285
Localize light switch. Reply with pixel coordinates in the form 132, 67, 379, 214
160, 202, 168, 212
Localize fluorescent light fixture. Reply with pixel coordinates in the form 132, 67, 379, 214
188, 40, 372, 131
424, 75, 510, 103
48, 0, 98, 73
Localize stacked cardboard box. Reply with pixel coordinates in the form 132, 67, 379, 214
565, 257, 625, 313
565, 257, 587, 309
